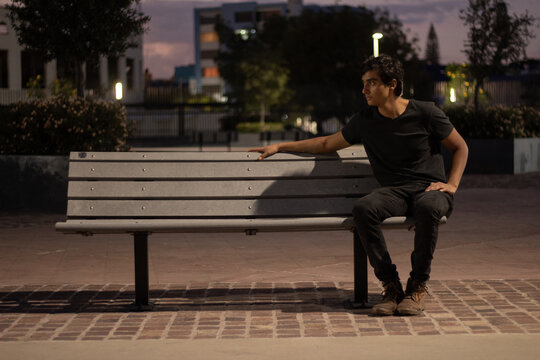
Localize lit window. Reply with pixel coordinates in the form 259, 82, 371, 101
203, 67, 220, 78
200, 14, 219, 25
0, 22, 8, 35
200, 31, 219, 43
256, 10, 281, 22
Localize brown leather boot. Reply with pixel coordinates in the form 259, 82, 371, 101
396, 278, 429, 316
370, 279, 405, 316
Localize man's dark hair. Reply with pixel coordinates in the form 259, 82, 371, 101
361, 55, 404, 96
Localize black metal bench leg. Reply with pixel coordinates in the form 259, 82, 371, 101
131, 232, 154, 311
345, 231, 373, 309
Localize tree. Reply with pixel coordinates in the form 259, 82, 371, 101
214, 19, 260, 107
7, 0, 150, 97
282, 6, 419, 127
240, 59, 291, 127
459, 0, 537, 110
215, 6, 420, 130
425, 23, 440, 65
215, 16, 291, 126
373, 9, 421, 98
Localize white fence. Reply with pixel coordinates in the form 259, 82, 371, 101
0, 89, 33, 104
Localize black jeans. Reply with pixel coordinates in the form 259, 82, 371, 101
352, 183, 454, 283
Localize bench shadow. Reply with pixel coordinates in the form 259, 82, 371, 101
0, 286, 381, 314
252, 151, 375, 219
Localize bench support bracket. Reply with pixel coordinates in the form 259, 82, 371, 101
345, 231, 373, 309
131, 232, 154, 311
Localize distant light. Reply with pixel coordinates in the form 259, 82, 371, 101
450, 88, 457, 103
115, 82, 123, 100
235, 28, 251, 40
372, 33, 383, 57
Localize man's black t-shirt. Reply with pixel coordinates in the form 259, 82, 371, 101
341, 99, 454, 187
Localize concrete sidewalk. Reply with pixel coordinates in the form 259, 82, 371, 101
1, 177, 539, 358
2, 335, 540, 360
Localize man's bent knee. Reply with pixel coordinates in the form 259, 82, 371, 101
414, 191, 453, 222
353, 197, 381, 223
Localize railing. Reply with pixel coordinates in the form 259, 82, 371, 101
434, 80, 529, 106
126, 103, 234, 139
125, 103, 316, 148
144, 87, 183, 104
0, 88, 144, 104
0, 89, 33, 104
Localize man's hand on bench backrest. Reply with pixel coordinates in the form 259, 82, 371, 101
248, 144, 280, 160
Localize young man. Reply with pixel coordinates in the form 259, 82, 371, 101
249, 54, 468, 316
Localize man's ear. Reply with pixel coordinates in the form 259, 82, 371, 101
389, 78, 397, 91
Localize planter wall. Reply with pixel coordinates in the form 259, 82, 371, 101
0, 155, 69, 212
514, 138, 540, 174
443, 138, 540, 174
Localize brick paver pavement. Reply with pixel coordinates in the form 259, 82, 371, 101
1, 279, 539, 341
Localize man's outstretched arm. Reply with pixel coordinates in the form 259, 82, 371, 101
248, 131, 351, 160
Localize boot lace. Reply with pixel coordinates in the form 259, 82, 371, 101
381, 282, 402, 301
407, 282, 430, 303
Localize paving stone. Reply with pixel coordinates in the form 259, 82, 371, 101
1, 280, 539, 341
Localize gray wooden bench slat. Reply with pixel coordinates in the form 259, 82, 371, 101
67, 178, 381, 198
57, 216, 448, 234
67, 198, 359, 217
68, 160, 373, 179
69, 149, 368, 161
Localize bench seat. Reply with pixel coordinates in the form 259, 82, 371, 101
56, 216, 432, 234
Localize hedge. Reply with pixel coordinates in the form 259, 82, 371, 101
0, 95, 132, 155
236, 121, 285, 133
443, 105, 540, 139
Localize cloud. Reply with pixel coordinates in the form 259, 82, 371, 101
373, 0, 466, 25
142, 1, 202, 43
144, 41, 193, 78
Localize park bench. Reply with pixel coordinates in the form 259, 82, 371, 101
55, 150, 446, 310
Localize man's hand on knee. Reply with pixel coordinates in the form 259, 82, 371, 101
425, 182, 457, 195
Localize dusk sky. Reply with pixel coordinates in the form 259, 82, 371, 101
1, 0, 538, 79
140, 0, 540, 79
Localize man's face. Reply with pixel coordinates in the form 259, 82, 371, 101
361, 70, 395, 106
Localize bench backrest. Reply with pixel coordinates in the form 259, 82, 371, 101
65, 150, 379, 221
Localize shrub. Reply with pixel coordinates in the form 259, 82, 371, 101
442, 104, 540, 139
0, 95, 132, 155
236, 121, 285, 133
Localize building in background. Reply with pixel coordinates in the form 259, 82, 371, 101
193, 0, 302, 100
0, 6, 144, 104
174, 64, 197, 96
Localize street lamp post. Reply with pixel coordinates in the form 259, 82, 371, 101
372, 32, 383, 57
